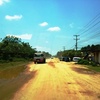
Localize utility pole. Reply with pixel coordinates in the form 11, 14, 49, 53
74, 35, 80, 51
63, 46, 65, 51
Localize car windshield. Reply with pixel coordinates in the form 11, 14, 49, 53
34, 54, 44, 57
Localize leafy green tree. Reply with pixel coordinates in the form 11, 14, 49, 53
42, 51, 51, 58
56, 50, 82, 60
0, 36, 36, 61
81, 44, 100, 52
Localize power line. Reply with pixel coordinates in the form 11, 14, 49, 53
79, 32, 100, 43
77, 13, 100, 37
79, 20, 100, 37
68, 13, 100, 50
76, 13, 100, 48
68, 45, 75, 50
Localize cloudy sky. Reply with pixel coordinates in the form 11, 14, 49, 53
0, 0, 100, 55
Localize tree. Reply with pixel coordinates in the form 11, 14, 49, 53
56, 50, 82, 60
42, 51, 51, 58
81, 44, 100, 52
81, 44, 100, 59
0, 36, 36, 61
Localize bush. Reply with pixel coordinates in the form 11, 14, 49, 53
78, 59, 99, 66
90, 61, 98, 66
78, 59, 89, 65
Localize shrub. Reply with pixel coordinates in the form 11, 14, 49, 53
78, 59, 99, 66
78, 59, 89, 65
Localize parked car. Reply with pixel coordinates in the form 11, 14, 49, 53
33, 53, 46, 63
60, 57, 70, 62
73, 57, 81, 62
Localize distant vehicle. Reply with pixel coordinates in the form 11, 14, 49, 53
60, 57, 70, 62
33, 53, 46, 63
73, 57, 81, 62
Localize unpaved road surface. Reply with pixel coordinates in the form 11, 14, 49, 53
12, 58, 100, 100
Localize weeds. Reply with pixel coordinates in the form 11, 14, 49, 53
0, 61, 29, 79
77, 59, 100, 72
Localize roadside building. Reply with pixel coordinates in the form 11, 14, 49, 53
93, 51, 100, 64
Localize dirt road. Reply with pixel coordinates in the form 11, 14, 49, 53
12, 58, 100, 100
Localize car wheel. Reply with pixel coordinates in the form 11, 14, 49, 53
44, 59, 45, 63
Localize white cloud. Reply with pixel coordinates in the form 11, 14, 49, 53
0, 0, 10, 6
47, 27, 61, 32
69, 23, 74, 28
5, 15, 22, 21
7, 33, 32, 40
39, 22, 48, 27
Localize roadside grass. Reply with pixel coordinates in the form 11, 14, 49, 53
0, 60, 35, 100
77, 59, 100, 72
76, 63, 100, 72
85, 65, 100, 72
0, 60, 29, 79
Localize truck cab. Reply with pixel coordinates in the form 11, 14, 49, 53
33, 53, 46, 63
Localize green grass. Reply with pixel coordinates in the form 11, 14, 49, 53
0, 60, 34, 100
0, 60, 29, 79
77, 59, 100, 72
86, 65, 100, 72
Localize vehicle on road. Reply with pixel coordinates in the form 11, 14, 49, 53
73, 57, 81, 62
33, 53, 46, 63
60, 57, 70, 62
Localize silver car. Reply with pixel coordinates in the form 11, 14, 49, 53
73, 57, 81, 62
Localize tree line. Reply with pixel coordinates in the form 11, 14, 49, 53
56, 44, 100, 60
0, 36, 52, 61
81, 44, 100, 52
0, 36, 36, 61
1, 36, 99, 62
56, 50, 82, 60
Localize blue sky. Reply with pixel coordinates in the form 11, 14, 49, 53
0, 0, 100, 55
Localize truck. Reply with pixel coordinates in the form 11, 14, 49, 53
33, 53, 46, 63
